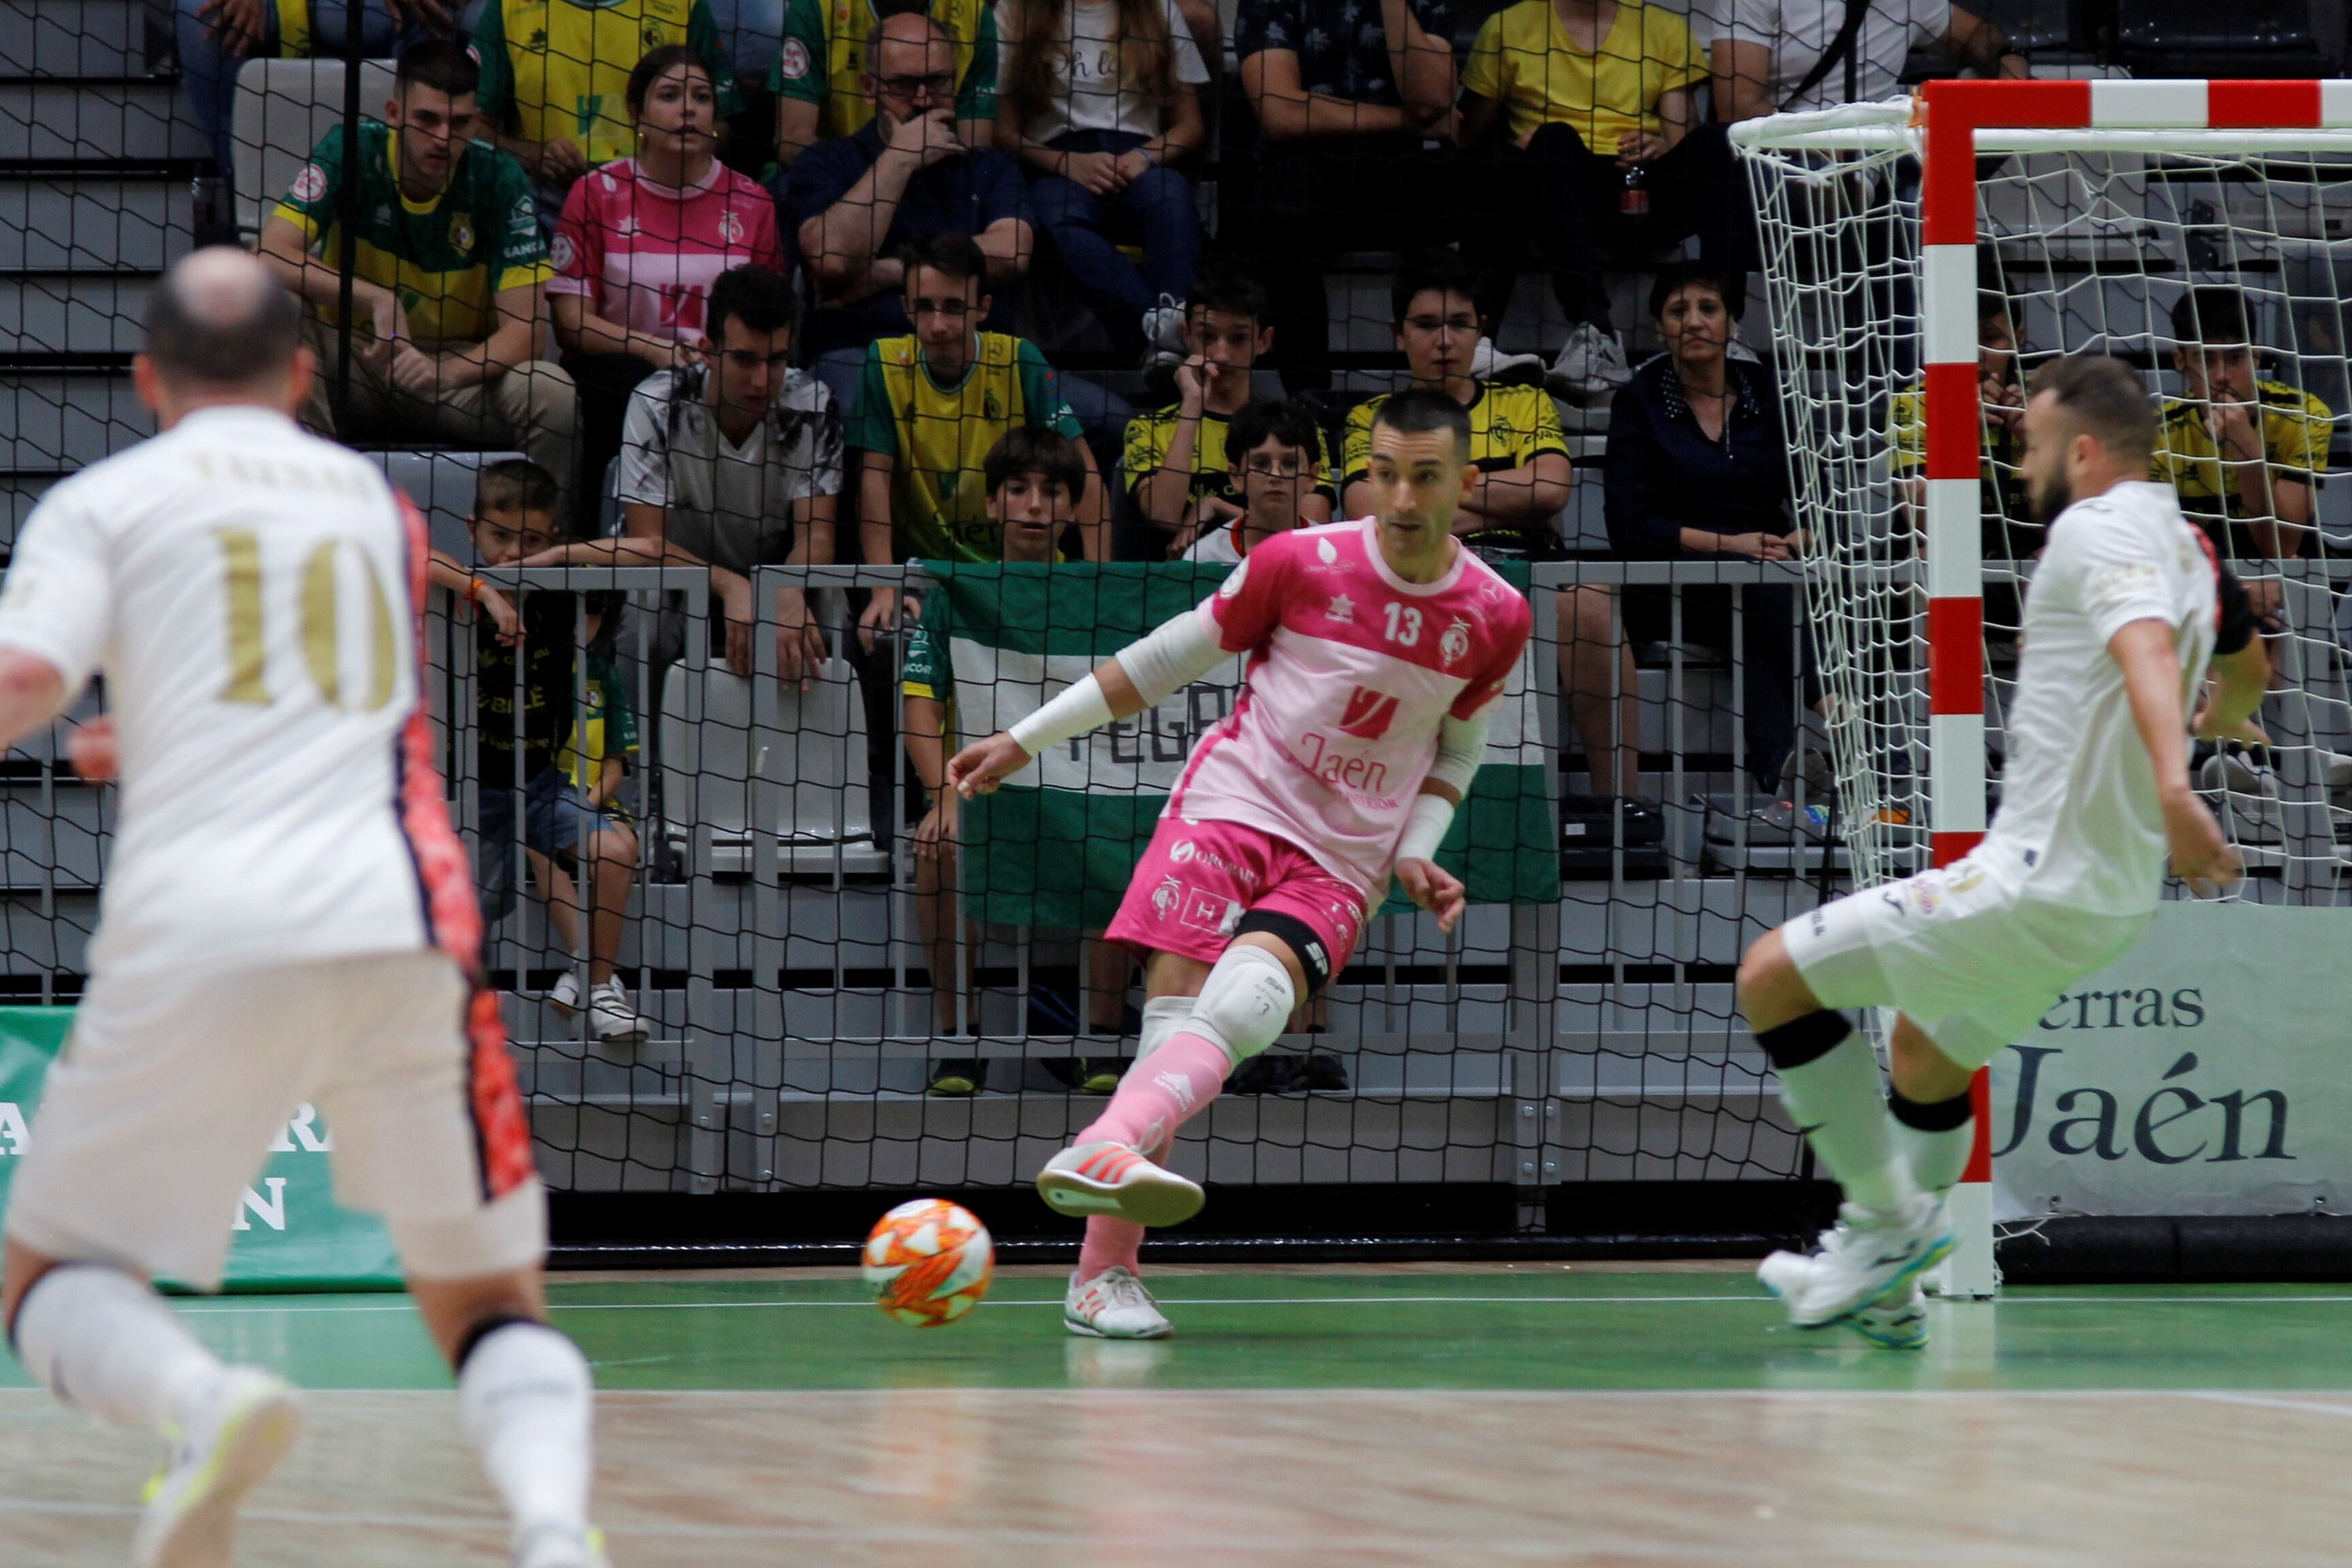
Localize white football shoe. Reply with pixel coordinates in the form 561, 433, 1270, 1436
133, 1367, 303, 1568
587, 978, 646, 1044
1759, 1196, 1954, 1329
1757, 1251, 1929, 1349
1036, 1141, 1204, 1227
1064, 1267, 1173, 1339
514, 1522, 612, 1568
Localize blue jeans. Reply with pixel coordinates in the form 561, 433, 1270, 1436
173, 0, 425, 182
1025, 130, 1202, 354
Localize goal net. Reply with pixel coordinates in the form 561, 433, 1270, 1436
1734, 80, 2352, 1288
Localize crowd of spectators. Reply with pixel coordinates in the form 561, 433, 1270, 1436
197, 0, 2334, 1041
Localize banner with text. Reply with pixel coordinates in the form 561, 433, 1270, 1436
0, 1007, 403, 1290
1990, 902, 2351, 1220
933, 561, 1558, 931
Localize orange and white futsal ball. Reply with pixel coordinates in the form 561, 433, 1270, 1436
863, 1199, 995, 1326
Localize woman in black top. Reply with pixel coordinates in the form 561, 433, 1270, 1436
1593, 260, 1809, 795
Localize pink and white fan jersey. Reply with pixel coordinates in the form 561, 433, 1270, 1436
1168, 516, 1534, 897
549, 158, 784, 343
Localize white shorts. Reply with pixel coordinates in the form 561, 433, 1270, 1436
6, 950, 546, 1290
1782, 854, 2151, 1071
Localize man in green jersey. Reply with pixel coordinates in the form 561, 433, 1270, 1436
258, 39, 580, 516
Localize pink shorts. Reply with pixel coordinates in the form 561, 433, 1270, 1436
1105, 817, 1370, 984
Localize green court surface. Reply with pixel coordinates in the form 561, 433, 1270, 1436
44, 1267, 2352, 1395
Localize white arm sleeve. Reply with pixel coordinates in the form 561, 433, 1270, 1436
1395, 711, 1492, 864
1114, 605, 1230, 707
1005, 608, 1229, 756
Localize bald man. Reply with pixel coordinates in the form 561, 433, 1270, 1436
0, 249, 610, 1568
783, 8, 1033, 359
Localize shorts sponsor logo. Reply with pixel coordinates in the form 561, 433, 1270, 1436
1172, 839, 1195, 863
1338, 686, 1399, 739
1180, 888, 1233, 934
1439, 616, 1472, 667
291, 163, 328, 203
1151, 875, 1182, 918
1304, 939, 1327, 971
778, 37, 812, 78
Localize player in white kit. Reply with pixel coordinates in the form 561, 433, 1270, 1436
0, 252, 607, 1567
1736, 354, 2268, 1344
947, 391, 1535, 1339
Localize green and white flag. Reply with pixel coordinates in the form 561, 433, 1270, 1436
925, 561, 1557, 930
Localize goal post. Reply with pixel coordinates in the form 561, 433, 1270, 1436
1733, 80, 2352, 1297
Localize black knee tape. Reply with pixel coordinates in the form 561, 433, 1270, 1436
454, 1311, 544, 1371
1233, 910, 1334, 995
1754, 1009, 1853, 1071
1889, 1088, 1975, 1133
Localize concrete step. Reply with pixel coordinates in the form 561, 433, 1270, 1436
0, 271, 153, 354
0, 174, 193, 271
0, 1, 158, 78
0, 367, 151, 469
0, 81, 205, 161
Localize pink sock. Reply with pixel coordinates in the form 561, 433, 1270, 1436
1074, 1135, 1172, 1286
1078, 1032, 1229, 1154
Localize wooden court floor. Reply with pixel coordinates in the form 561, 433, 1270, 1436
4, 1262, 2349, 1566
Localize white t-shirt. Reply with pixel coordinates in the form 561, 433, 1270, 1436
617, 363, 844, 576
1010, 0, 1211, 142
0, 406, 444, 982
1985, 481, 2221, 917
1724, 0, 1951, 114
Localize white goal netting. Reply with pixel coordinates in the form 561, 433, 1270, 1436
1736, 101, 2352, 901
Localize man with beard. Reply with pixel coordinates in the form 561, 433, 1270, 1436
1732, 353, 2268, 1350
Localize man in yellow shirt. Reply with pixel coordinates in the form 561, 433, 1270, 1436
2153, 286, 2331, 616
256, 39, 580, 516
1458, 0, 1746, 405
850, 233, 1106, 647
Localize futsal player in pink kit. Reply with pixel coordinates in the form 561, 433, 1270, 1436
946, 390, 1534, 1338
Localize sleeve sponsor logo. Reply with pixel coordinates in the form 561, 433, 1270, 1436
780, 37, 812, 79
550, 233, 576, 271
292, 163, 329, 203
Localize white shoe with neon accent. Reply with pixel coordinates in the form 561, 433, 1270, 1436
1759, 1197, 1954, 1329
1756, 1250, 1929, 1349
1036, 1141, 1204, 1227
133, 1367, 303, 1568
1064, 1267, 1173, 1339
514, 1522, 612, 1568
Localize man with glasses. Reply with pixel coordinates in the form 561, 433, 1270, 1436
523, 265, 846, 688
769, 0, 998, 169
784, 8, 1032, 369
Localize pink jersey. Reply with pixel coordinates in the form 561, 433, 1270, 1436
1167, 517, 1534, 897
548, 158, 784, 341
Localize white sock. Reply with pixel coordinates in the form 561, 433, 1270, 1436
1889, 1088, 1975, 1198
12, 1264, 225, 1433
458, 1320, 596, 1543
1767, 1028, 1919, 1218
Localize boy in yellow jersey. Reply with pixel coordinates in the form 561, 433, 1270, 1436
257, 39, 580, 517
1125, 260, 1336, 554
901, 427, 1129, 1095
470, 0, 738, 216
769, 0, 999, 166
2153, 286, 2332, 619
1340, 255, 1572, 564
851, 232, 1103, 646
